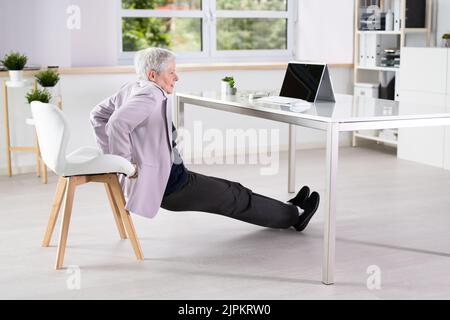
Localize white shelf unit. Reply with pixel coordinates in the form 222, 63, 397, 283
357, 65, 400, 72
397, 47, 450, 170
354, 132, 398, 145
353, 0, 433, 147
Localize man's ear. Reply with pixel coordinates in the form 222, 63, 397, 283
148, 70, 156, 81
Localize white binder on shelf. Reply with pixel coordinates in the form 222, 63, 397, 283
359, 33, 366, 67
393, 0, 401, 31
366, 33, 381, 67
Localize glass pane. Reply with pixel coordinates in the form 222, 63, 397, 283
217, 18, 287, 50
122, 18, 202, 52
216, 0, 287, 11
122, 0, 201, 10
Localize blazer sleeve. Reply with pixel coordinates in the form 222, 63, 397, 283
90, 94, 117, 154
105, 90, 157, 163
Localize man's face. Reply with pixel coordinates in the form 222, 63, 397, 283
150, 60, 179, 94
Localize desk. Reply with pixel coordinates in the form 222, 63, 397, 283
175, 92, 450, 285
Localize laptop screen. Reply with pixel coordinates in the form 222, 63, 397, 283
279, 63, 325, 103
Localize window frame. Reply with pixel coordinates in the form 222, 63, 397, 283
117, 0, 296, 64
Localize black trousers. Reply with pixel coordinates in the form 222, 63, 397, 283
161, 171, 299, 229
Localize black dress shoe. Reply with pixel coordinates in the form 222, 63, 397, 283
293, 192, 320, 232
287, 186, 310, 209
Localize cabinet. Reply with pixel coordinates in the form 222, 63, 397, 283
353, 0, 433, 147
397, 47, 450, 170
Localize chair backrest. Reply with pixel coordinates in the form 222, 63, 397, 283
31, 102, 69, 176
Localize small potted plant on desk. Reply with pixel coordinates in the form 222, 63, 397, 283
442, 33, 450, 48
221, 76, 237, 96
35, 68, 60, 98
0, 51, 28, 83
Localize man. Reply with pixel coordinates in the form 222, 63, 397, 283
90, 47, 320, 232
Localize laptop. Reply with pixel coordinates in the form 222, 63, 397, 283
257, 62, 336, 106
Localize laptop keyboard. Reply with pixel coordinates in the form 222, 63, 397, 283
257, 96, 311, 105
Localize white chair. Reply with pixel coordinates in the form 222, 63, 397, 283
31, 101, 144, 269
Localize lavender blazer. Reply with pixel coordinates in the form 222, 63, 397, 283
90, 80, 173, 219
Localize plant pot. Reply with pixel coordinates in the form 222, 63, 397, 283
221, 81, 237, 95
9, 70, 24, 83
42, 86, 55, 103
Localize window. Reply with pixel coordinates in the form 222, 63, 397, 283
118, 0, 296, 63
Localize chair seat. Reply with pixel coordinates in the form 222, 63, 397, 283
62, 147, 135, 177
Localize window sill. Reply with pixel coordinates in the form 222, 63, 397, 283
0, 62, 353, 77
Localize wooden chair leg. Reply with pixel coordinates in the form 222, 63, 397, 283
104, 183, 127, 240
55, 177, 77, 270
36, 151, 41, 178
42, 160, 48, 184
108, 175, 144, 261
35, 135, 41, 177
42, 177, 67, 247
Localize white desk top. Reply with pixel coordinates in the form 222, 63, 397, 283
177, 92, 450, 124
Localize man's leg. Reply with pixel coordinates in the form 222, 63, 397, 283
161, 171, 299, 229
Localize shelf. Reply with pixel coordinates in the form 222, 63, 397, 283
405, 28, 429, 34
357, 66, 400, 72
5, 80, 34, 88
357, 29, 429, 35
357, 30, 401, 35
354, 133, 398, 146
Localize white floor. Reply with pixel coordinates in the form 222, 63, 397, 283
1, 146, 450, 300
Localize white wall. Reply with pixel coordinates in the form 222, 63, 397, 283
0, 0, 38, 65
69, 0, 118, 67
33, 0, 72, 68
436, 0, 450, 46
297, 0, 354, 63
0, 0, 118, 67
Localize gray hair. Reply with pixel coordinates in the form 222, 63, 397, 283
134, 47, 176, 80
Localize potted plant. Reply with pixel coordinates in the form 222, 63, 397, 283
221, 76, 237, 95
25, 88, 52, 104
0, 52, 28, 83
35, 69, 60, 97
442, 33, 450, 48
35, 69, 60, 87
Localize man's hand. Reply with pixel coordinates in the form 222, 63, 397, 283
128, 164, 138, 179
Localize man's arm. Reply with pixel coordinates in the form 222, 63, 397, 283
106, 91, 157, 163
90, 95, 117, 154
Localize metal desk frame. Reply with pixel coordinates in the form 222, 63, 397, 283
175, 92, 450, 285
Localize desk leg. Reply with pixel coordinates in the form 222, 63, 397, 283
323, 123, 339, 285
288, 124, 296, 193
176, 96, 184, 130
3, 81, 12, 177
